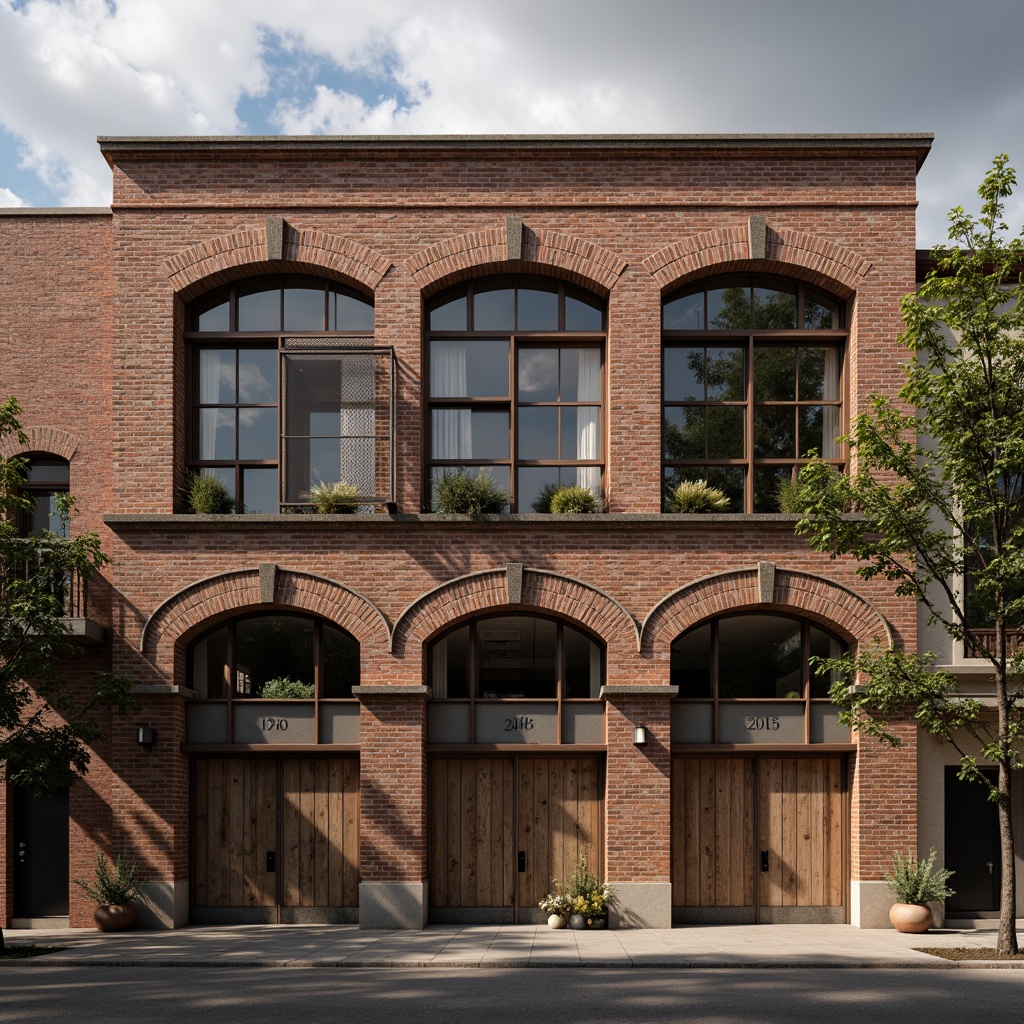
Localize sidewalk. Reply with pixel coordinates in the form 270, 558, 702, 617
6, 921, 1024, 968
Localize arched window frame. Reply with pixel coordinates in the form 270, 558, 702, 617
425, 276, 606, 513
18, 455, 70, 538
662, 273, 848, 514
185, 275, 394, 513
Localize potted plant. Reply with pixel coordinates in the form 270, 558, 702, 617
76, 854, 142, 932
665, 479, 730, 513
433, 469, 508, 516
553, 858, 614, 929
183, 470, 234, 514
885, 848, 955, 933
310, 480, 360, 514
539, 888, 573, 928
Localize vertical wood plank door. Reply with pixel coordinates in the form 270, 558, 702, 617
671, 757, 755, 910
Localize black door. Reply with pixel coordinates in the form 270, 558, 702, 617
12, 787, 70, 918
944, 766, 999, 913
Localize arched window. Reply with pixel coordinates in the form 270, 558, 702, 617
189, 612, 360, 699
671, 613, 849, 745
662, 274, 846, 513
186, 276, 393, 513
19, 456, 70, 537
425, 277, 605, 512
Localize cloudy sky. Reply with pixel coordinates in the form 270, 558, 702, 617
1, 0, 1022, 246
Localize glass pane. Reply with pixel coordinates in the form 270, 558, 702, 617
429, 295, 467, 331
753, 346, 796, 401
664, 465, 743, 513
706, 406, 744, 459
754, 466, 793, 513
433, 625, 470, 699
238, 287, 281, 332
198, 349, 236, 404
752, 285, 796, 329
477, 616, 557, 699
322, 625, 360, 698
518, 466, 560, 512
284, 357, 339, 434
518, 348, 559, 402
671, 623, 712, 697
430, 339, 509, 397
238, 348, 277, 404
430, 465, 510, 511
333, 292, 374, 331
198, 409, 236, 460
236, 616, 315, 696
238, 407, 277, 460
564, 625, 600, 699
799, 406, 824, 456
718, 615, 803, 698
517, 287, 558, 331
663, 292, 703, 330
474, 286, 515, 330
192, 626, 228, 699
663, 347, 704, 402
754, 406, 796, 459
431, 409, 509, 460
518, 406, 559, 460
561, 407, 601, 461
25, 458, 70, 485
664, 407, 704, 460
28, 490, 65, 537
565, 293, 603, 331
705, 347, 745, 401
804, 290, 838, 330
283, 287, 325, 331
241, 467, 278, 513
798, 347, 827, 400
196, 299, 230, 332
708, 285, 751, 330
810, 626, 846, 698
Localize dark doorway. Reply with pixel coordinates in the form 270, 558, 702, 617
944, 766, 999, 913
12, 787, 70, 918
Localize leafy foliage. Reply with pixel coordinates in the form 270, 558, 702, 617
310, 480, 360, 514
184, 470, 234, 514
548, 485, 599, 514
260, 676, 315, 699
531, 482, 561, 513
433, 469, 508, 515
885, 849, 955, 905
666, 479, 731, 513
540, 858, 613, 917
75, 854, 142, 905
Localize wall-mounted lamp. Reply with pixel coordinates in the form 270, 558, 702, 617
137, 726, 156, 748
633, 725, 648, 746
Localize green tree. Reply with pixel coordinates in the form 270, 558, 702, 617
0, 396, 132, 953
795, 156, 1024, 954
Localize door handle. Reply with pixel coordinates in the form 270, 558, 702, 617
517, 851, 526, 873
761, 850, 769, 873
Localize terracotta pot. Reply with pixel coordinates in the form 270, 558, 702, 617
94, 903, 136, 932
547, 913, 567, 929
889, 902, 933, 933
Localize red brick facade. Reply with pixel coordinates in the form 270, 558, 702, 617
1, 135, 934, 930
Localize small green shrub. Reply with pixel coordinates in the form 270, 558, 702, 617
434, 470, 508, 515
666, 479, 731, 513
310, 480, 360, 514
185, 471, 234, 514
549, 485, 599, 514
75, 854, 141, 905
531, 482, 561, 513
261, 676, 315, 699
776, 477, 805, 514
885, 849, 955, 905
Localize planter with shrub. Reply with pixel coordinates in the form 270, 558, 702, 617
665, 479, 731, 513
433, 470, 508, 516
310, 480, 360, 514
184, 471, 234, 515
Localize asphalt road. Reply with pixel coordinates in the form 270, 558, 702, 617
2, 967, 1023, 1024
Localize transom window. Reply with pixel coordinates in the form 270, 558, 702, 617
663, 275, 846, 513
187, 276, 394, 513
426, 278, 605, 512
671, 613, 849, 745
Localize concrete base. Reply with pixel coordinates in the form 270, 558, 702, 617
850, 880, 893, 928
609, 882, 672, 929
136, 880, 189, 929
358, 882, 428, 929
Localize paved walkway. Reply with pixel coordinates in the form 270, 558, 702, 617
6, 921, 1024, 968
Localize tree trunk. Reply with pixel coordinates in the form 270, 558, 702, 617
995, 652, 1019, 956
0, 926, 5, 954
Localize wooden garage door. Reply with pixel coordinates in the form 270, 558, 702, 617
193, 757, 359, 920
429, 756, 601, 921
672, 755, 845, 921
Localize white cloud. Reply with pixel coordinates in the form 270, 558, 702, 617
0, 185, 28, 207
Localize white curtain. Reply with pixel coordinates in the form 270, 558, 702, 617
575, 348, 601, 494
432, 639, 448, 699
822, 348, 841, 460
199, 349, 224, 460
431, 342, 472, 459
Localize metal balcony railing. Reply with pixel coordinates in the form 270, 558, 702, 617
1, 540, 90, 619
965, 628, 1024, 660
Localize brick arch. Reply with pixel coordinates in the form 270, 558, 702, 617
406, 225, 628, 296
640, 566, 892, 656
163, 227, 393, 299
391, 566, 639, 656
0, 426, 79, 461
141, 567, 390, 672
643, 226, 871, 297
